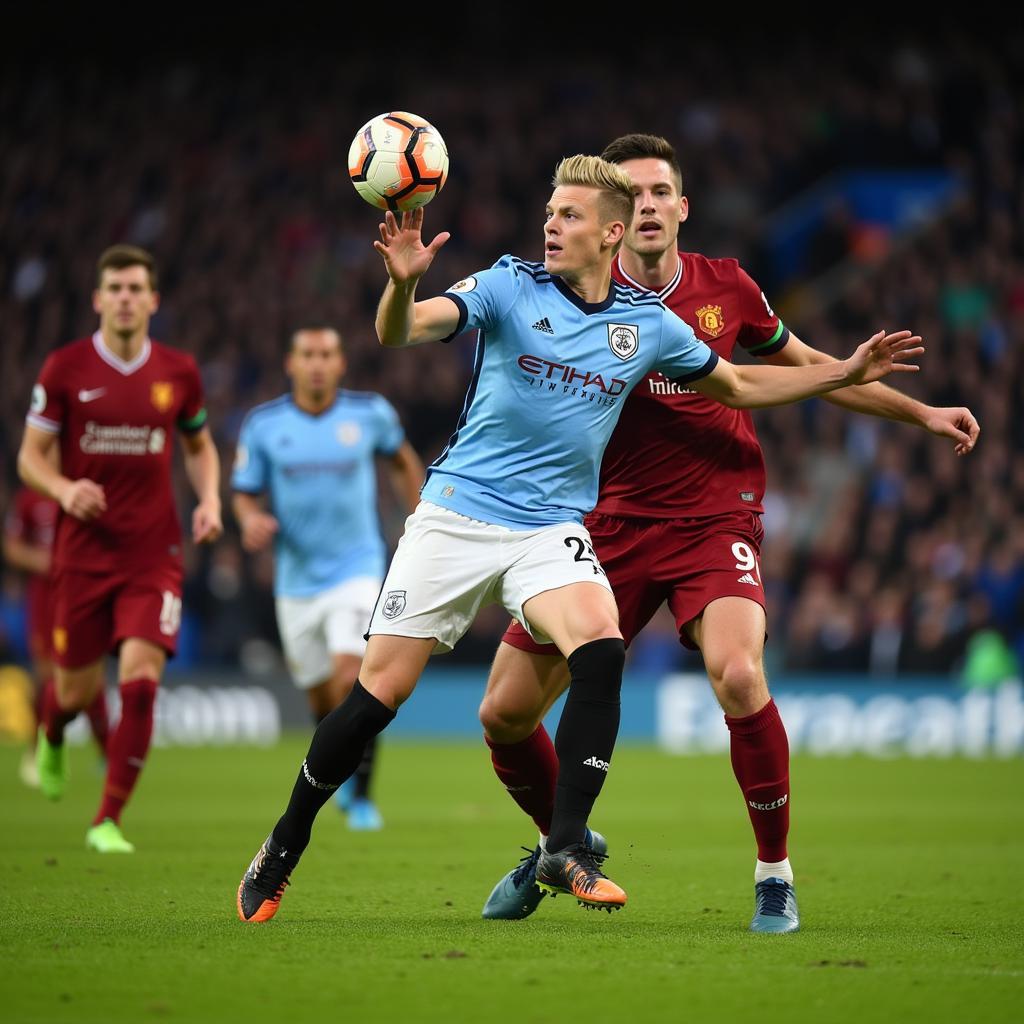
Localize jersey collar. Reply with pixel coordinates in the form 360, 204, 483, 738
615, 253, 683, 301
92, 331, 152, 375
551, 275, 616, 314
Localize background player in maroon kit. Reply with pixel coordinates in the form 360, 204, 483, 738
16, 244, 223, 853
478, 135, 981, 930
3, 487, 110, 787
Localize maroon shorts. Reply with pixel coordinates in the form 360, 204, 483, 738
50, 562, 184, 669
502, 510, 766, 655
26, 576, 55, 662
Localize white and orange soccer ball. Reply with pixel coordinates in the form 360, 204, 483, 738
348, 112, 449, 212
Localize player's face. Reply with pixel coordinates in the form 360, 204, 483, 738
618, 158, 688, 257
92, 266, 159, 338
543, 186, 621, 278
287, 330, 346, 398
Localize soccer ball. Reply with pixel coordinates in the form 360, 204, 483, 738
348, 112, 449, 213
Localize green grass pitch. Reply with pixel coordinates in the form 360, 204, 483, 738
2, 738, 1021, 1023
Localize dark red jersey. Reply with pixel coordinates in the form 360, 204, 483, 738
5, 487, 58, 555
26, 332, 207, 573
595, 252, 789, 520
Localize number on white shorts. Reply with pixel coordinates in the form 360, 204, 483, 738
731, 541, 762, 583
159, 590, 182, 636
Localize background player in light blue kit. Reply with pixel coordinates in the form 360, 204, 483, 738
232, 326, 422, 829
237, 156, 924, 922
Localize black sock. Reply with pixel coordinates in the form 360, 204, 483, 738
353, 734, 378, 800
273, 681, 395, 853
546, 637, 625, 853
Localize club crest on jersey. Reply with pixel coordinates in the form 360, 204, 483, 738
150, 381, 174, 412
52, 627, 67, 655
695, 305, 725, 339
337, 422, 362, 447
607, 323, 639, 360
381, 590, 407, 619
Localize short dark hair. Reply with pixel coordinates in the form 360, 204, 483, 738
290, 326, 344, 352
601, 134, 684, 194
96, 244, 158, 290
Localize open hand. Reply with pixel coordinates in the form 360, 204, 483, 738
372, 208, 450, 285
844, 330, 924, 385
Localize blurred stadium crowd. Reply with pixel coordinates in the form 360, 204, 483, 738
1, 29, 1021, 678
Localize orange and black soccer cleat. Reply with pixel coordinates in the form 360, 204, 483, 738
237, 835, 301, 923
535, 843, 627, 912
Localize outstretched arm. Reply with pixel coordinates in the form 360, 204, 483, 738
694, 330, 923, 409
374, 208, 460, 347
763, 332, 979, 455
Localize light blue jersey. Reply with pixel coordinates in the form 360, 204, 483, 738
232, 390, 405, 597
421, 255, 719, 529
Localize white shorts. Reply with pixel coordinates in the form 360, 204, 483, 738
367, 502, 613, 654
276, 576, 382, 689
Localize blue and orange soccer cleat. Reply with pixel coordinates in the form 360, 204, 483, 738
750, 877, 800, 933
482, 828, 607, 920
535, 838, 625, 913
237, 835, 302, 923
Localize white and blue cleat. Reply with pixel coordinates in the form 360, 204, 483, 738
750, 877, 800, 933
481, 827, 607, 920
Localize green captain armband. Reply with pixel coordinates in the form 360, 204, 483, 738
178, 408, 208, 433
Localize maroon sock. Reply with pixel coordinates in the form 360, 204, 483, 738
85, 687, 111, 757
485, 724, 559, 836
725, 698, 790, 863
41, 677, 77, 746
93, 678, 158, 826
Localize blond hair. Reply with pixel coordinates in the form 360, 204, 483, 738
552, 155, 635, 237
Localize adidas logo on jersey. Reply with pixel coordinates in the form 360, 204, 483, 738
583, 756, 610, 772
737, 572, 760, 587
531, 317, 554, 334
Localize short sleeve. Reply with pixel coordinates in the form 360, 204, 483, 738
231, 414, 268, 494
26, 354, 65, 435
656, 308, 720, 384
736, 267, 789, 356
372, 396, 405, 456
176, 357, 208, 433
442, 255, 524, 340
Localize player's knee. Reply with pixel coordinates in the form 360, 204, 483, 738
710, 654, 767, 714
478, 693, 539, 743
